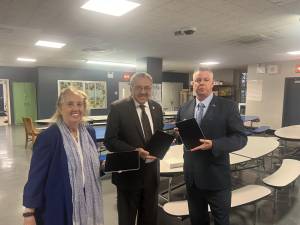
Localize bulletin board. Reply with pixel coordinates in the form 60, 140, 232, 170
58, 80, 107, 109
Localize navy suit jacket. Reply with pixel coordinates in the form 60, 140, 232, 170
23, 124, 97, 225
104, 97, 164, 189
177, 96, 247, 190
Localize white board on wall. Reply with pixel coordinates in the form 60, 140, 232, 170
152, 84, 162, 105
118, 82, 131, 100
162, 82, 183, 111
246, 80, 263, 102
118, 82, 162, 105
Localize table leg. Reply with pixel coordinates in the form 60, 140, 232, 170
168, 177, 173, 201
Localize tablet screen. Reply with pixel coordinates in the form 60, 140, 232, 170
176, 118, 205, 150
104, 151, 140, 173
146, 130, 174, 159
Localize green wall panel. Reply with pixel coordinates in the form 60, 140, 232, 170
12, 82, 37, 124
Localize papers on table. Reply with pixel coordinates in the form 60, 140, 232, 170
164, 157, 184, 169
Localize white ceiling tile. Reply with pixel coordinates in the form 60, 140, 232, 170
0, 0, 300, 71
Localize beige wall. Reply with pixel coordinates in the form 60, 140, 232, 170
246, 60, 300, 129
213, 69, 234, 84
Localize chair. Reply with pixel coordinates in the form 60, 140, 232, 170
163, 185, 271, 225
22, 117, 41, 149
244, 126, 271, 136
262, 159, 300, 212
252, 126, 270, 135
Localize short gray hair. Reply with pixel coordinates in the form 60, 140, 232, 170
130, 72, 153, 87
193, 68, 214, 80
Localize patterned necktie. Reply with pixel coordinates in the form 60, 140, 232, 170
140, 104, 152, 142
196, 103, 205, 126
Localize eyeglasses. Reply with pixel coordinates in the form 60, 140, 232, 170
133, 85, 152, 92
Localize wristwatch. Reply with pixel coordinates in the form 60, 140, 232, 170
23, 212, 35, 217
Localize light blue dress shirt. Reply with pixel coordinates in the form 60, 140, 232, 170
194, 93, 213, 120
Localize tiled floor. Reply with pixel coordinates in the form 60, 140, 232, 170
0, 125, 299, 225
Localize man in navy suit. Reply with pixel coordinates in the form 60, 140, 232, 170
176, 69, 247, 225
104, 72, 163, 225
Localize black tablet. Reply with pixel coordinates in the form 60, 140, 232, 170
176, 118, 205, 150
145, 130, 174, 159
104, 151, 140, 173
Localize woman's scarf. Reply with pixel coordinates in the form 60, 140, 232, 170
57, 120, 104, 225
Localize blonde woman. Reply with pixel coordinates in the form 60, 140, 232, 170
23, 87, 104, 225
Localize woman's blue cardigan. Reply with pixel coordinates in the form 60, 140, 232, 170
23, 124, 97, 225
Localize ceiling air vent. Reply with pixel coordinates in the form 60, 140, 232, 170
267, 0, 298, 6
82, 47, 107, 53
232, 34, 272, 45
174, 26, 197, 36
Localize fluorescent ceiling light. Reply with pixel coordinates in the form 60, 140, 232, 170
81, 0, 140, 16
287, 51, 300, 55
17, 57, 37, 62
200, 61, 220, 65
86, 60, 136, 67
35, 40, 66, 48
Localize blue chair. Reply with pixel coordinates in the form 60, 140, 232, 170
252, 126, 270, 134
244, 126, 270, 136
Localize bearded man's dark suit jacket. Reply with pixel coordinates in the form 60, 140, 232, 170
104, 97, 163, 225
177, 95, 247, 225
